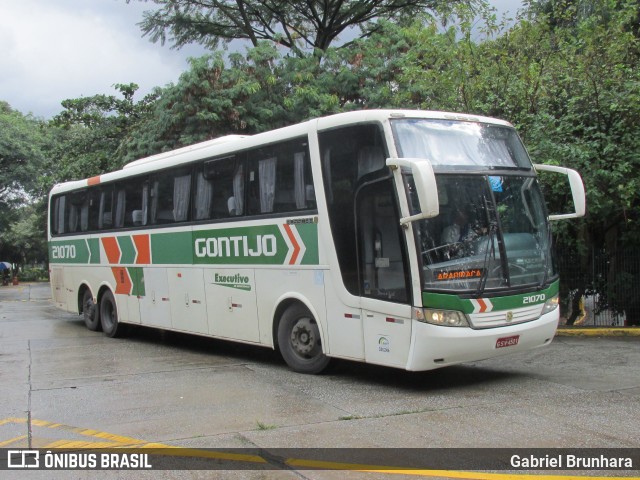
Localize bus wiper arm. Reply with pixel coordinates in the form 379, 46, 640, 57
475, 221, 497, 297
538, 226, 553, 289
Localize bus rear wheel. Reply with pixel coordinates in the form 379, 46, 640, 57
100, 290, 125, 338
277, 304, 330, 374
82, 289, 101, 331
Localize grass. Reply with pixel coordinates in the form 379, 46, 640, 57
255, 420, 277, 431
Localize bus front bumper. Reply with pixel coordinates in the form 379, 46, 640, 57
405, 310, 559, 371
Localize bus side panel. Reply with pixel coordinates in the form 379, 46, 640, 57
63, 267, 79, 313
139, 267, 172, 329
50, 266, 66, 310
167, 267, 208, 334
255, 268, 328, 349
121, 293, 141, 324
361, 299, 413, 368
126, 268, 142, 324
322, 273, 365, 360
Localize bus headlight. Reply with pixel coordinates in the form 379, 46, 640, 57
541, 294, 559, 315
419, 309, 469, 327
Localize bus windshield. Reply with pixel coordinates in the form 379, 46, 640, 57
392, 118, 532, 169
410, 174, 556, 292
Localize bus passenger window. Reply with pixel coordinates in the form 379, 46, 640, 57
114, 189, 126, 228
51, 195, 66, 235
67, 191, 90, 233
202, 156, 241, 219
98, 188, 114, 229
150, 168, 192, 224
115, 179, 148, 228
194, 172, 213, 220
274, 150, 314, 212
246, 139, 314, 215
80, 194, 91, 232
173, 175, 191, 222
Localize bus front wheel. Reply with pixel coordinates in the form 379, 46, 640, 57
100, 290, 125, 338
82, 289, 101, 331
277, 304, 330, 374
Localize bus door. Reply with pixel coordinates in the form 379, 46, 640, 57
319, 124, 413, 365
356, 178, 413, 368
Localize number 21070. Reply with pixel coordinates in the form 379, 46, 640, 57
51, 245, 76, 259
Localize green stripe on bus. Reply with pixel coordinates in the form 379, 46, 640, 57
192, 225, 288, 265
88, 238, 100, 264
150, 231, 193, 265
422, 280, 560, 312
191, 223, 319, 266
118, 236, 136, 264
49, 239, 91, 264
296, 222, 320, 265
49, 221, 319, 267
128, 267, 145, 297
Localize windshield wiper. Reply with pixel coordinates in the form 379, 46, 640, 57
538, 226, 554, 289
475, 183, 512, 297
475, 221, 497, 297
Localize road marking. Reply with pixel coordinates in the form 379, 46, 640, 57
0, 435, 27, 447
0, 417, 634, 478
285, 458, 636, 479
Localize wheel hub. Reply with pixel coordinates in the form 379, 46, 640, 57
290, 318, 316, 356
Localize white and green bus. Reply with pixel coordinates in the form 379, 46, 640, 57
48, 110, 585, 374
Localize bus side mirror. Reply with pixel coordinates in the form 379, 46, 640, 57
534, 164, 586, 220
386, 157, 439, 225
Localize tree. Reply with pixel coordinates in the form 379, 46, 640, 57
120, 41, 358, 159
513, 0, 640, 324
120, 45, 288, 160
129, 0, 479, 56
0, 103, 51, 266
0, 102, 47, 204
50, 83, 158, 184
0, 201, 48, 267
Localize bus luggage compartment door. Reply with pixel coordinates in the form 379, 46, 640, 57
205, 268, 259, 342
168, 268, 208, 334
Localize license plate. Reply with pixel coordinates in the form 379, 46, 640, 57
496, 335, 520, 348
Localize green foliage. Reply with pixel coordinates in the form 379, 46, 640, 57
129, 0, 478, 55
50, 83, 158, 183
508, 0, 640, 322
120, 45, 289, 160
16, 267, 49, 282
0, 104, 51, 265
0, 201, 48, 266
0, 102, 48, 201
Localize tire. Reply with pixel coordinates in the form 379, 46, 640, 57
82, 289, 101, 331
277, 304, 330, 374
100, 290, 125, 338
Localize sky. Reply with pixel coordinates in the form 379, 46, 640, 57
0, 0, 523, 119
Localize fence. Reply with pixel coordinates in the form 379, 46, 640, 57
556, 247, 640, 327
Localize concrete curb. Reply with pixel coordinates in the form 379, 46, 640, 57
556, 327, 640, 337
